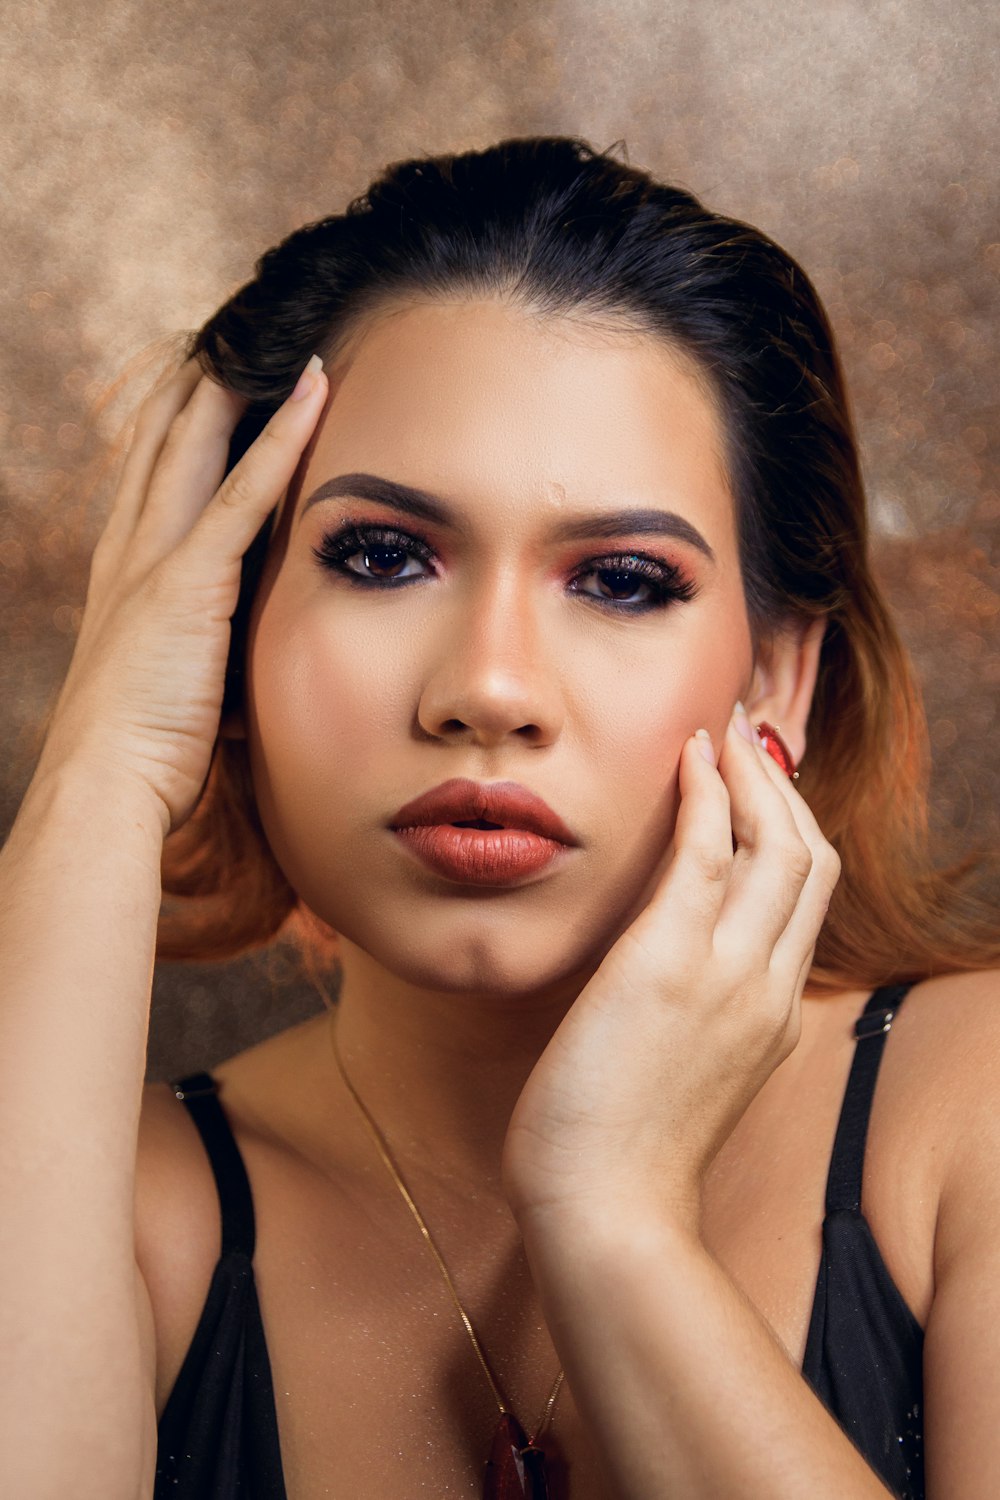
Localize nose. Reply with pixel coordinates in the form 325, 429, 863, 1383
415, 567, 564, 749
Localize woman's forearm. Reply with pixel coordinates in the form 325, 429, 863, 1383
0, 759, 166, 1495
520, 1206, 895, 1499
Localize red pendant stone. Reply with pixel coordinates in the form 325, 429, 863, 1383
483, 1413, 550, 1500
755, 721, 797, 778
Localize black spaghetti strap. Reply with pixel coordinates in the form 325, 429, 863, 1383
170, 1070, 256, 1259
822, 982, 915, 1214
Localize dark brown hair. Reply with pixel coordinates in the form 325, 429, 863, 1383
156, 134, 999, 994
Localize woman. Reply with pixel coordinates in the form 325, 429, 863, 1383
2, 135, 998, 1499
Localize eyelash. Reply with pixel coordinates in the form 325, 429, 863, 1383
311, 522, 700, 614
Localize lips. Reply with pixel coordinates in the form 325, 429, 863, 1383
389, 778, 579, 846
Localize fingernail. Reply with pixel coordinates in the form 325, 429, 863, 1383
290, 353, 324, 402
694, 727, 716, 764
732, 700, 755, 743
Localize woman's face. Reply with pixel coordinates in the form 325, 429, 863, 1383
244, 297, 756, 1000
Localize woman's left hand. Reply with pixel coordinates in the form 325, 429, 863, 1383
502, 701, 842, 1234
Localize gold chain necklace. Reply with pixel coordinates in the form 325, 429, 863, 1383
328, 1010, 564, 1499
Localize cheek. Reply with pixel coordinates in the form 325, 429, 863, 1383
588, 625, 749, 926
242, 593, 417, 877
581, 623, 747, 786
250, 607, 403, 761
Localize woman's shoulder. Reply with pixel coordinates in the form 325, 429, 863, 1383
901, 962, 1000, 1017
884, 965, 1000, 1106
134, 1013, 326, 1417
134, 1076, 228, 1419
899, 964, 1000, 1166
878, 966, 1000, 1270
885, 966, 1000, 1490
872, 966, 1000, 1170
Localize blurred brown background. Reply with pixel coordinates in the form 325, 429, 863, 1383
2, 0, 998, 1080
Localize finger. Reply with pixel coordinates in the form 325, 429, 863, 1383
724, 721, 841, 980
627, 728, 734, 966
712, 712, 816, 963
132, 372, 250, 560
102, 358, 206, 546
746, 746, 841, 1042
178, 355, 327, 572
751, 741, 841, 982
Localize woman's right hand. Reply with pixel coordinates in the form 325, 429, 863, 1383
35, 353, 329, 836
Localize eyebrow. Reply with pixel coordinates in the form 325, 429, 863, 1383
298, 472, 716, 563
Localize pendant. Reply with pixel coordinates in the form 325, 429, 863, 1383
483, 1413, 550, 1499
754, 721, 799, 780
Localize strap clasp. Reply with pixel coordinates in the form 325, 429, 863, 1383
172, 1078, 219, 1100
854, 1007, 895, 1039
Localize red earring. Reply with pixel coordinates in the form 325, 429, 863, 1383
754, 721, 799, 780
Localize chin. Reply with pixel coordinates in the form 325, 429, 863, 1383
328, 905, 607, 1001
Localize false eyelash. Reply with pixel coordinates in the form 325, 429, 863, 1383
568, 551, 700, 610
313, 522, 436, 577
311, 522, 700, 613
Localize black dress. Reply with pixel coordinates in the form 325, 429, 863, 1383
154, 983, 924, 1498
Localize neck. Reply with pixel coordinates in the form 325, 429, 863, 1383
327, 936, 597, 1197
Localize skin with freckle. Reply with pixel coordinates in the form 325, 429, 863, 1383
243, 298, 755, 1015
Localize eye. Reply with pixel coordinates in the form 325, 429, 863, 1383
312, 523, 436, 585
569, 553, 699, 613
312, 523, 700, 613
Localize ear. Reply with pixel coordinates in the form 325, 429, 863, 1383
744, 616, 826, 769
